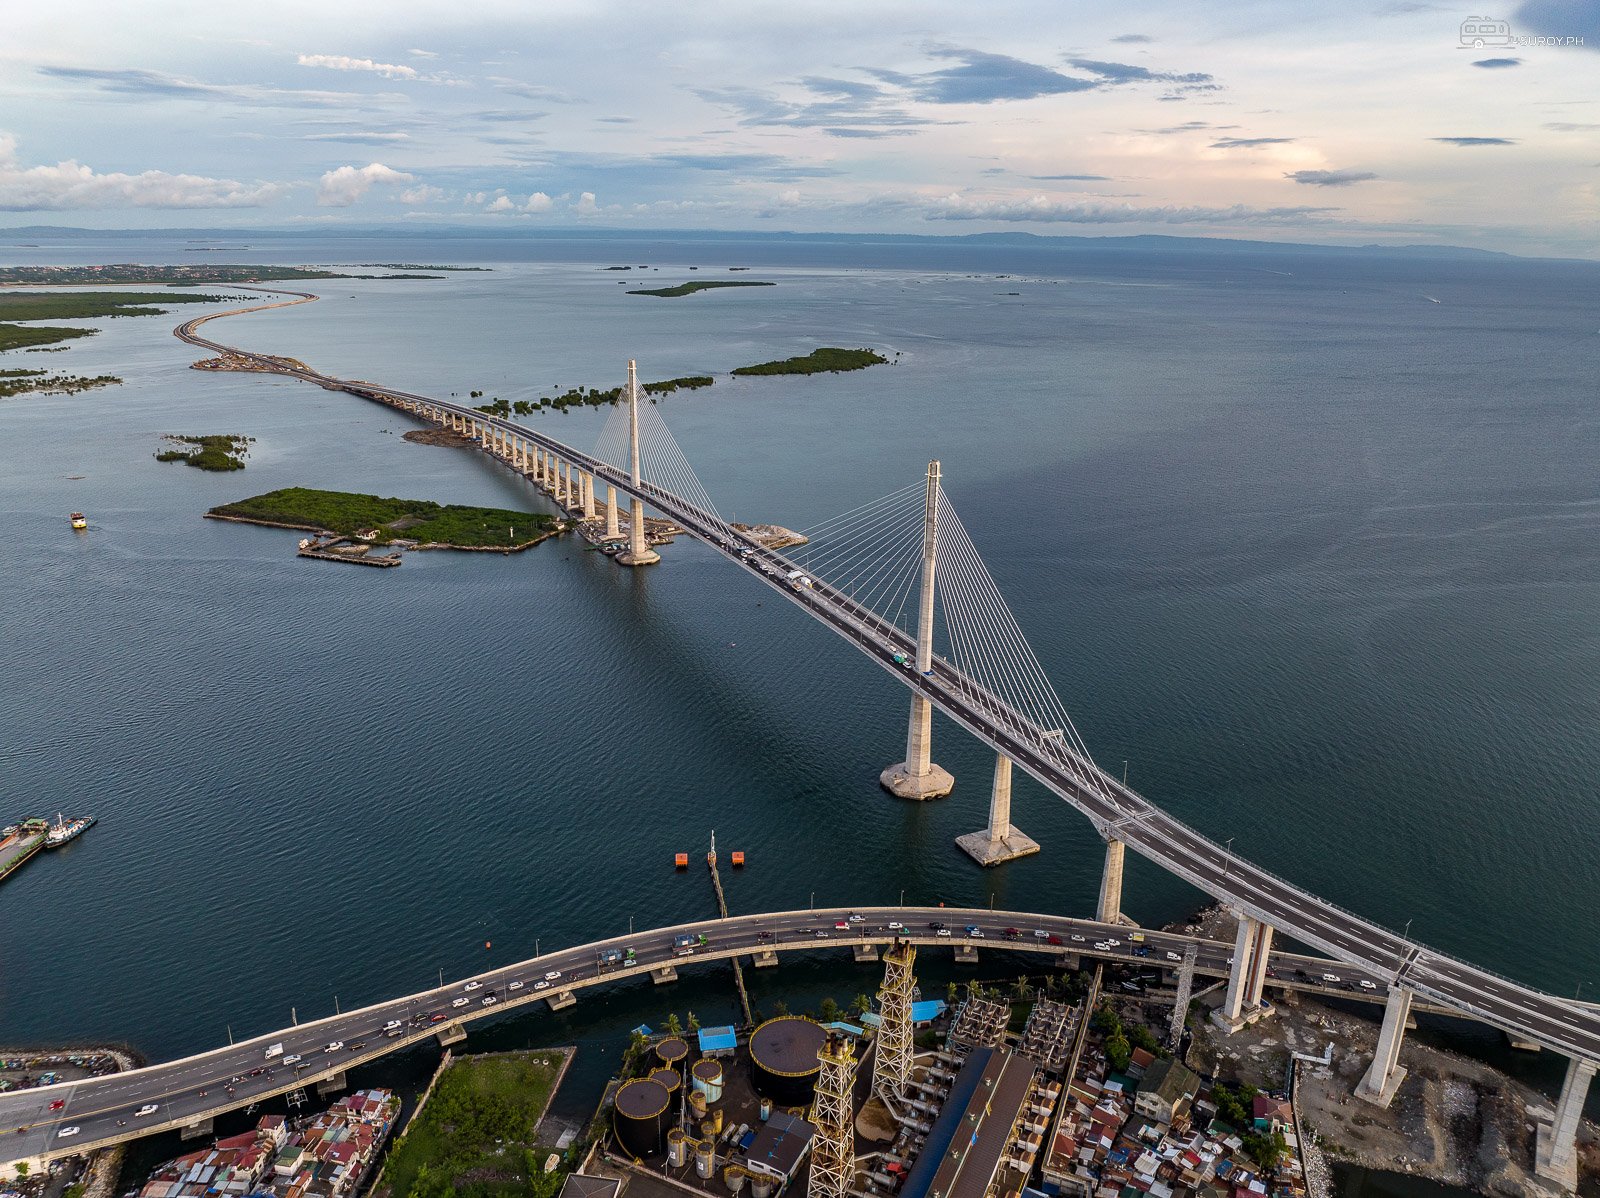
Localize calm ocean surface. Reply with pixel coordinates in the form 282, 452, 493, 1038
2, 232, 1598, 1183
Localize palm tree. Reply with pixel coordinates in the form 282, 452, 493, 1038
666, 1012, 683, 1038
851, 994, 872, 1016
1012, 976, 1032, 1002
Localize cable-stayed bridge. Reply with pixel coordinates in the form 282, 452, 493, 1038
30, 297, 1583, 1183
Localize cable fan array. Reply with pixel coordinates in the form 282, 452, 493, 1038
593, 389, 730, 535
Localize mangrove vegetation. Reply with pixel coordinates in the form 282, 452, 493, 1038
210, 487, 557, 549
155, 434, 252, 471
732, 347, 888, 376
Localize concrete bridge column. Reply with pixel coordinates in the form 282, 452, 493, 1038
1213, 915, 1274, 1032
582, 472, 597, 519
956, 753, 1039, 866
1097, 838, 1125, 925
1357, 985, 1413, 1107
549, 457, 563, 500
881, 460, 952, 799
617, 359, 661, 566
606, 485, 621, 539
479, 423, 490, 449
532, 447, 544, 485
564, 462, 575, 507
1536, 1056, 1595, 1189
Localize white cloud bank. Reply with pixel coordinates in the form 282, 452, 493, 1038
316, 162, 414, 206
297, 54, 418, 80
0, 133, 276, 210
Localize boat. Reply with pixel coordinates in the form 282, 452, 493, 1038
69, 512, 87, 530
45, 813, 96, 848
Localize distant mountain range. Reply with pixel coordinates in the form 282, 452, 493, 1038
0, 224, 1532, 261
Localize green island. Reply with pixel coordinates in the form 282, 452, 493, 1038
627, 279, 776, 298
374, 1050, 570, 1198
472, 375, 714, 415
210, 487, 559, 549
731, 346, 889, 376
0, 368, 122, 399
0, 290, 236, 353
354, 263, 491, 272
155, 434, 252, 472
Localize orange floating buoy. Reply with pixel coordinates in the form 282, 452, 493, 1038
731, 851, 745, 867
674, 853, 689, 869
485, 940, 492, 949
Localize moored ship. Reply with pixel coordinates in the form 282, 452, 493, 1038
45, 813, 96, 848
69, 512, 87, 530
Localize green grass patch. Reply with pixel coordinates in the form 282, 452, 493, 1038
0, 323, 98, 352
156, 435, 251, 471
731, 347, 887, 376
0, 369, 121, 398
380, 1051, 567, 1198
211, 487, 557, 547
627, 280, 775, 298
0, 291, 234, 323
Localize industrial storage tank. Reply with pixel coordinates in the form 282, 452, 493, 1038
695, 1137, 716, 1179
656, 1036, 690, 1067
724, 1165, 748, 1194
667, 1129, 690, 1168
748, 1015, 825, 1107
688, 1090, 709, 1121
702, 1106, 724, 1136
692, 1058, 725, 1103
650, 1067, 682, 1100
751, 1176, 774, 1198
613, 1078, 671, 1159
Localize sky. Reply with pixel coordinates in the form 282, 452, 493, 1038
1, 0, 1597, 255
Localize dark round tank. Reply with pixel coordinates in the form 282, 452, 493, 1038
748, 1015, 824, 1106
656, 1037, 689, 1066
650, 1067, 682, 1097
613, 1078, 671, 1158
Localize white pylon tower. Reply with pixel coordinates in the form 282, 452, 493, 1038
872, 940, 916, 1112
880, 461, 954, 799
808, 1032, 857, 1198
617, 359, 661, 566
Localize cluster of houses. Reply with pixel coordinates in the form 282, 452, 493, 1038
1038, 1033, 1307, 1198
132, 1090, 399, 1198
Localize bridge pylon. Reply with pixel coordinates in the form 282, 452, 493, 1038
617, 359, 661, 566
880, 460, 953, 800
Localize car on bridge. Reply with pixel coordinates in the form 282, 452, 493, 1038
544, 969, 562, 981
452, 997, 470, 1008
1002, 928, 1021, 940
48, 1099, 64, 1111
323, 1041, 344, 1053
384, 1020, 403, 1031
1360, 979, 1378, 990
509, 980, 525, 991
136, 1105, 158, 1117
964, 925, 982, 937
283, 1054, 302, 1065
887, 921, 905, 932
57, 1127, 79, 1139
465, 981, 483, 992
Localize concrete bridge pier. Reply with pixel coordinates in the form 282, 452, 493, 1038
617, 360, 661, 566
564, 462, 575, 508
606, 485, 621, 539
881, 460, 952, 799
1536, 1056, 1595, 1190
316, 1072, 346, 1098
180, 1118, 214, 1141
582, 472, 597, 519
1356, 985, 1412, 1107
1212, 914, 1274, 1032
956, 753, 1039, 865
1097, 838, 1125, 925
551, 457, 565, 501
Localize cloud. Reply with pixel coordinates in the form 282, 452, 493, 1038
489, 78, 574, 102
1031, 173, 1112, 181
316, 162, 414, 205
1285, 169, 1379, 186
692, 81, 935, 134
1432, 136, 1516, 145
1471, 57, 1523, 67
887, 48, 1100, 103
1137, 121, 1236, 135
1514, 0, 1600, 50
574, 191, 598, 215
408, 49, 438, 59
398, 184, 445, 204
1111, 33, 1154, 43
650, 152, 841, 178
824, 127, 915, 138
596, 116, 636, 125
1546, 122, 1600, 131
303, 131, 411, 144
486, 194, 515, 212
0, 132, 277, 210
524, 191, 553, 212
1063, 57, 1215, 87
297, 54, 418, 80
38, 65, 386, 109
1211, 136, 1296, 148
919, 192, 1338, 225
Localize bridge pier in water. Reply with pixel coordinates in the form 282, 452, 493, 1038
881, 460, 953, 799
1212, 913, 1275, 1032
606, 485, 621, 538
1356, 984, 1412, 1107
1097, 837, 1125, 924
1532, 1056, 1595, 1189
617, 359, 661, 566
956, 753, 1040, 865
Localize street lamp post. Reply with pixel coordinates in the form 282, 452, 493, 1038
810, 891, 815, 912
1222, 837, 1234, 880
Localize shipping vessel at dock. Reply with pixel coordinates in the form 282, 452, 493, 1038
45, 812, 97, 848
